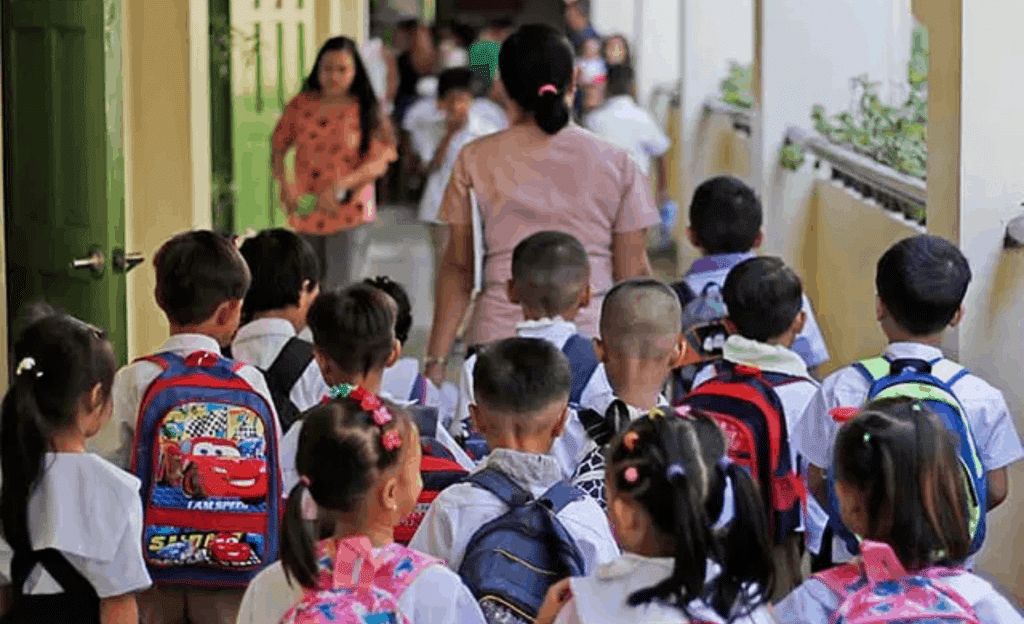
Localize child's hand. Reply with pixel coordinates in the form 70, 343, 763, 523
280, 182, 300, 214
535, 578, 573, 624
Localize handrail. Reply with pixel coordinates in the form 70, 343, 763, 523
703, 97, 752, 135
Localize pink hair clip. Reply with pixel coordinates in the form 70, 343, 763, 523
538, 84, 558, 96
382, 429, 402, 452
372, 406, 393, 427
623, 467, 639, 484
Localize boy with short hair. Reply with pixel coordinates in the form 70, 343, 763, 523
796, 234, 1024, 566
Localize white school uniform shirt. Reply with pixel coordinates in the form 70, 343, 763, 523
231, 318, 329, 418
90, 334, 282, 472
776, 571, 1024, 624
684, 253, 831, 370
382, 357, 458, 433
407, 448, 620, 572
584, 95, 671, 177
554, 555, 776, 624
236, 554, 485, 624
0, 453, 152, 598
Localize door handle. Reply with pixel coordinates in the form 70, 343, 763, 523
113, 249, 145, 273
70, 250, 105, 276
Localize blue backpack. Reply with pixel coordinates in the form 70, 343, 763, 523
458, 469, 587, 624
825, 356, 987, 557
132, 351, 282, 587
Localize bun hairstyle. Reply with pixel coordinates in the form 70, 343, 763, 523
606, 409, 774, 621
279, 391, 414, 589
498, 24, 574, 135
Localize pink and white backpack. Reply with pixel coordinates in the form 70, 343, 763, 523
280, 537, 440, 624
813, 540, 982, 624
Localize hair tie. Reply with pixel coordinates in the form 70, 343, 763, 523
381, 429, 402, 452
623, 466, 639, 484
622, 431, 640, 452
665, 463, 686, 482
299, 475, 312, 488
327, 383, 355, 401
538, 84, 558, 96
863, 432, 871, 444
717, 455, 732, 472
15, 357, 42, 379
300, 487, 318, 521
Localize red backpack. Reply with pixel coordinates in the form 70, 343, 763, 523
675, 362, 805, 543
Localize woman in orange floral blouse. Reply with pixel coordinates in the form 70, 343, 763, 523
272, 36, 397, 288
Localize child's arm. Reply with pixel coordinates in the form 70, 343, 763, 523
407, 497, 457, 567
807, 464, 828, 507
987, 467, 1009, 510
99, 593, 138, 624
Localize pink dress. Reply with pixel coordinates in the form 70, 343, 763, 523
440, 123, 659, 345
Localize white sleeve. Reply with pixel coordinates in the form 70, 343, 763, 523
641, 116, 671, 158
91, 365, 143, 470
452, 357, 476, 438
579, 367, 615, 416
973, 589, 1024, 624
969, 388, 1024, 471
792, 295, 831, 369
69, 493, 152, 598
793, 383, 840, 470
280, 422, 303, 494
407, 497, 457, 570
773, 581, 835, 624
401, 565, 486, 624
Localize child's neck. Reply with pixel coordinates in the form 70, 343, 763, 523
884, 326, 945, 348
331, 516, 394, 549
252, 308, 305, 334
327, 372, 385, 397
608, 359, 666, 411
50, 430, 87, 454
169, 324, 231, 348
521, 307, 577, 323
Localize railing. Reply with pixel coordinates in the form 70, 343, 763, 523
786, 126, 927, 227
703, 97, 753, 136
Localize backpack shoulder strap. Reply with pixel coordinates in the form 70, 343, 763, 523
670, 280, 697, 307
465, 468, 533, 508
266, 337, 315, 394
562, 334, 600, 405
538, 480, 584, 514
577, 408, 614, 446
11, 549, 98, 600
408, 374, 429, 406
852, 357, 890, 384
410, 405, 439, 439
930, 358, 970, 387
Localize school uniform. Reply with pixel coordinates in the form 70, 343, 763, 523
776, 571, 1024, 624
408, 448, 620, 572
0, 453, 152, 599
382, 357, 459, 433
235, 550, 485, 624
794, 341, 1024, 562
682, 253, 831, 370
585, 95, 671, 177
554, 555, 776, 624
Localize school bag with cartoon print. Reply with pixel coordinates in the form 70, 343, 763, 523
131, 351, 282, 587
281, 537, 440, 624
813, 540, 982, 624
669, 279, 732, 400
824, 356, 988, 557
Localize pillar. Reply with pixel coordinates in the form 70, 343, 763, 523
316, 0, 366, 48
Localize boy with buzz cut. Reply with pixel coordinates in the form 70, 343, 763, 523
796, 234, 1024, 567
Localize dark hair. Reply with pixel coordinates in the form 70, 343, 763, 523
875, 235, 971, 336
280, 396, 413, 588
689, 176, 762, 254
605, 64, 634, 98
307, 285, 395, 379
437, 67, 475, 100
510, 231, 591, 317
303, 36, 381, 158
397, 19, 420, 34
363, 276, 413, 346
154, 230, 251, 326
473, 337, 571, 414
722, 257, 803, 342
601, 34, 633, 67
498, 24, 575, 135
491, 16, 515, 31
833, 398, 972, 569
239, 229, 319, 324
1, 307, 117, 553
453, 23, 478, 48
607, 412, 773, 620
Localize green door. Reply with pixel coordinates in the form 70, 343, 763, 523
3, 0, 129, 363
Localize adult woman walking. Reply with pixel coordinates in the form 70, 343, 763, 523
423, 24, 658, 384
272, 36, 396, 289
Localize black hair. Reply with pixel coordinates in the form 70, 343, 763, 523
1, 307, 117, 553
303, 36, 381, 158
605, 64, 634, 98
239, 229, 320, 325
510, 231, 591, 318
491, 16, 515, 31
280, 396, 414, 588
498, 24, 575, 135
437, 67, 475, 101
473, 337, 571, 415
363, 276, 413, 346
875, 235, 971, 336
689, 176, 762, 254
722, 256, 803, 342
453, 23, 478, 48
607, 411, 773, 620
154, 230, 251, 327
601, 34, 633, 67
834, 398, 972, 570
397, 19, 420, 33
307, 285, 396, 380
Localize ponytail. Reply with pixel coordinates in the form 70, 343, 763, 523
498, 24, 574, 136
280, 482, 319, 589
534, 88, 571, 135
712, 462, 774, 617
0, 379, 49, 552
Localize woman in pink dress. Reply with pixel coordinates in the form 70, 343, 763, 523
423, 24, 658, 384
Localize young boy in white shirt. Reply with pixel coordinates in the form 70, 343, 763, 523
410, 337, 619, 573
795, 234, 1024, 567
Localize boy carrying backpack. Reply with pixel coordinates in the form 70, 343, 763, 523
410, 338, 619, 623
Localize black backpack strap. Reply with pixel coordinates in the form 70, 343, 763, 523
670, 279, 697, 309
264, 337, 315, 432
577, 408, 615, 447
11, 549, 98, 601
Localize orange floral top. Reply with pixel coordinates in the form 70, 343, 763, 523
272, 92, 395, 235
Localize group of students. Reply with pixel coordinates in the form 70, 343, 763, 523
2, 174, 1024, 624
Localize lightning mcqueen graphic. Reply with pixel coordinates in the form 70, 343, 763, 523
158, 437, 268, 504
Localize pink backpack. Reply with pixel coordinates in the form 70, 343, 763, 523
280, 537, 440, 624
814, 541, 982, 624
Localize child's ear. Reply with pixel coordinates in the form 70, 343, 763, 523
313, 346, 339, 384
386, 338, 402, 368
792, 310, 807, 337
216, 299, 244, 328
592, 337, 607, 364
875, 296, 887, 323
578, 282, 592, 310
468, 404, 484, 435
551, 404, 570, 438
506, 279, 520, 305
950, 305, 965, 328
753, 230, 764, 250
685, 227, 701, 251
669, 334, 688, 369
379, 475, 401, 513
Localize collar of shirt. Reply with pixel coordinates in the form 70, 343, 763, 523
883, 341, 944, 362
686, 251, 756, 277
515, 317, 579, 345
477, 448, 563, 489
603, 95, 636, 112
603, 395, 671, 430
723, 334, 811, 379
157, 333, 222, 355
234, 318, 296, 344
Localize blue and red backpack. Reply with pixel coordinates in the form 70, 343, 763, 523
131, 351, 282, 587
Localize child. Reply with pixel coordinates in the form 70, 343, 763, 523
236, 397, 485, 624
232, 228, 326, 434
777, 399, 1024, 623
795, 235, 1024, 566
571, 279, 686, 508
677, 176, 830, 375
536, 410, 776, 624
0, 310, 152, 623
91, 230, 278, 624
410, 338, 619, 617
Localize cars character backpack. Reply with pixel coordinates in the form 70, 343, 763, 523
824, 356, 988, 557
281, 537, 440, 624
131, 351, 282, 587
813, 540, 981, 624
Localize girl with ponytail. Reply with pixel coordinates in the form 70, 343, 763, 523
0, 308, 151, 623
536, 408, 776, 624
